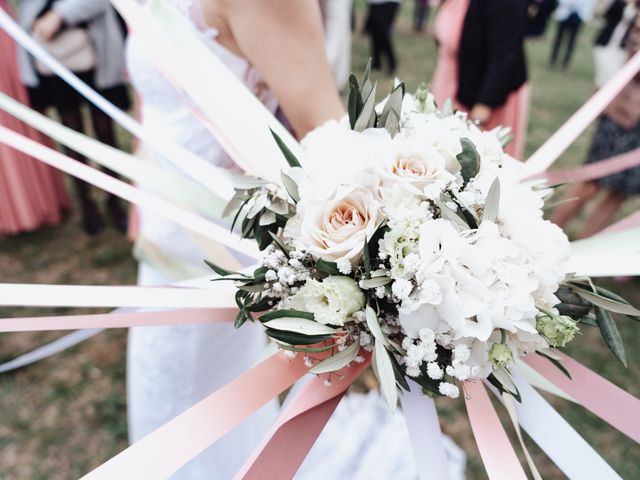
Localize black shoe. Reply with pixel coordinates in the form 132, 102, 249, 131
81, 197, 105, 236
107, 196, 128, 234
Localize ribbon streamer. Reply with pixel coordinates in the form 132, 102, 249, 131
506, 373, 622, 479
236, 357, 370, 479
531, 147, 640, 184
0, 125, 259, 259
0, 7, 235, 198
81, 352, 308, 479
522, 49, 640, 178
601, 211, 640, 235
401, 381, 452, 480
0, 283, 236, 309
463, 381, 527, 480
0, 308, 235, 332
525, 353, 640, 443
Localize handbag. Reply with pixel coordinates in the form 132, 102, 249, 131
32, 0, 97, 75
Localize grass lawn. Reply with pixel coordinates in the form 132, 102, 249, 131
1, 2, 639, 478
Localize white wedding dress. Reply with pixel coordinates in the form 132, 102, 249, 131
126, 1, 466, 479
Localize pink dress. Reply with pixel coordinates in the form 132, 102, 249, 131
0, 0, 69, 235
431, 0, 530, 159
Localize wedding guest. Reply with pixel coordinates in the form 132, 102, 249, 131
365, 0, 401, 75
319, 0, 353, 91
15, 0, 130, 235
550, 0, 598, 69
431, 0, 530, 159
552, 2, 640, 237
413, 0, 430, 32
0, 0, 69, 235
526, 0, 559, 38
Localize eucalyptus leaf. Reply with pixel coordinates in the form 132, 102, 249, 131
373, 341, 398, 411
259, 210, 276, 226
268, 232, 291, 259
246, 193, 268, 219
380, 83, 404, 131
266, 329, 332, 346
315, 259, 341, 275
260, 309, 315, 322
492, 367, 521, 402
595, 307, 627, 367
362, 239, 372, 279
276, 342, 336, 353
268, 199, 290, 215
281, 170, 300, 203
360, 277, 392, 289
384, 110, 400, 137
435, 200, 470, 230
238, 283, 268, 293
354, 83, 377, 132
270, 128, 301, 168
265, 317, 337, 336
348, 75, 362, 129
222, 194, 244, 218
573, 286, 640, 316
203, 259, 245, 278
483, 178, 500, 223
371, 269, 389, 278
388, 350, 410, 391
309, 339, 361, 374
365, 306, 387, 345
456, 138, 480, 187
536, 350, 571, 379
234, 310, 249, 329
593, 286, 640, 322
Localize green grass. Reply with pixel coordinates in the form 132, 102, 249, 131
1, 2, 639, 478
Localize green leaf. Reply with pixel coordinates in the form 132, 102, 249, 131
234, 309, 249, 329
362, 239, 372, 279
435, 199, 471, 230
354, 83, 377, 132
483, 178, 500, 223
373, 341, 398, 411
384, 110, 400, 137
536, 350, 571, 379
265, 317, 337, 336
379, 83, 405, 135
275, 342, 336, 353
490, 367, 522, 403
268, 232, 291, 259
593, 286, 640, 322
315, 259, 341, 275
595, 307, 627, 367
231, 196, 252, 233
238, 283, 267, 293
259, 210, 276, 226
573, 286, 640, 316
203, 259, 246, 278
456, 138, 480, 187
347, 74, 363, 129
365, 306, 387, 345
260, 309, 315, 322
281, 170, 300, 203
270, 128, 301, 168
359, 277, 392, 289
266, 329, 332, 346
309, 339, 361, 374
222, 194, 245, 218
388, 350, 410, 391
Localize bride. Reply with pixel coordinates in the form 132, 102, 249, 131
127, 0, 465, 478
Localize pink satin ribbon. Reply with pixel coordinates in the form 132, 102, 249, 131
522, 49, 640, 178
530, 147, 640, 184
81, 352, 308, 479
0, 308, 235, 332
464, 381, 528, 480
236, 356, 371, 479
601, 210, 640, 235
525, 353, 640, 443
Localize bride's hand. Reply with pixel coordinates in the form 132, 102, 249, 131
201, 0, 345, 138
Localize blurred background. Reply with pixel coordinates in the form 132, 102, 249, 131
1, 0, 639, 478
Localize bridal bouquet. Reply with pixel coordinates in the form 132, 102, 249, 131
208, 66, 639, 409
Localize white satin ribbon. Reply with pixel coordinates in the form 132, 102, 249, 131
0, 125, 258, 260
504, 374, 622, 479
0, 8, 234, 199
401, 382, 452, 480
0, 283, 236, 309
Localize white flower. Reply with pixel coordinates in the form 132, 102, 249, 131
294, 187, 382, 264
289, 276, 365, 326
427, 362, 444, 380
392, 278, 413, 300
337, 258, 352, 275
438, 382, 460, 399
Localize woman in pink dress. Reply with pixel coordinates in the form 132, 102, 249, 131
431, 0, 530, 159
0, 0, 69, 235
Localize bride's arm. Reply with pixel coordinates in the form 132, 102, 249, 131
202, 0, 345, 138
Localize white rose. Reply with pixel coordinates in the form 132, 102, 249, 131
297, 187, 382, 264
377, 137, 456, 194
289, 276, 365, 326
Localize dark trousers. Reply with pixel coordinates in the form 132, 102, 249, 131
365, 2, 399, 74
550, 12, 583, 68
413, 0, 430, 32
